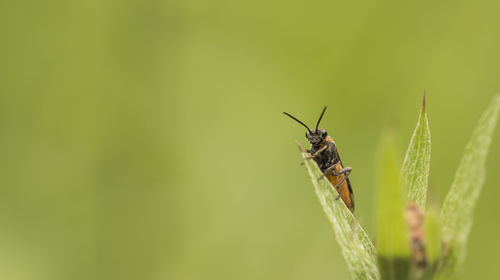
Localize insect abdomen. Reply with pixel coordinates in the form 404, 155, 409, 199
325, 163, 354, 211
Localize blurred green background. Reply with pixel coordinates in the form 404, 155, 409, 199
1, 0, 500, 279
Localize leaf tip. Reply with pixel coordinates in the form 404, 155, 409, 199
296, 141, 305, 152
422, 91, 427, 112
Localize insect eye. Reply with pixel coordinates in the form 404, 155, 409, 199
322, 130, 327, 137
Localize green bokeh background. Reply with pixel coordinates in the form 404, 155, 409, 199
1, 0, 500, 279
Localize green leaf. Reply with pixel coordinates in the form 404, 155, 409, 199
401, 95, 431, 209
424, 209, 440, 266
436, 95, 500, 278
301, 152, 380, 280
375, 131, 410, 280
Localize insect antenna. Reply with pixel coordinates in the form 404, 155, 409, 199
283, 112, 312, 133
315, 106, 327, 130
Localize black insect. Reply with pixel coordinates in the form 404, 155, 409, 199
284, 106, 354, 212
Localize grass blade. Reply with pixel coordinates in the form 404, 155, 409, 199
401, 95, 431, 209
375, 132, 410, 280
301, 151, 380, 280
437, 95, 500, 278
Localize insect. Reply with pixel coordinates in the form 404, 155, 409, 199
283, 106, 354, 212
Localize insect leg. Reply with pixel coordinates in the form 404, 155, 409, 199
315, 164, 342, 199
307, 144, 327, 159
333, 167, 352, 199
317, 166, 352, 199
317, 164, 337, 181
333, 167, 352, 177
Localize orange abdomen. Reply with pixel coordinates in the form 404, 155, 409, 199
325, 163, 353, 210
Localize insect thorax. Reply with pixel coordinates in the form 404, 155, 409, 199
310, 141, 339, 172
